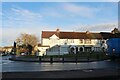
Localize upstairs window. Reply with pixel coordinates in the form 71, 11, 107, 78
85, 39, 91, 44
70, 39, 74, 43
79, 39, 83, 44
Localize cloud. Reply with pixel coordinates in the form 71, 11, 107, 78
1, 25, 53, 46
11, 8, 42, 18
63, 4, 89, 13
40, 3, 99, 18
72, 22, 118, 32
62, 3, 98, 18
2, 27, 40, 46
41, 7, 63, 18
3, 7, 42, 28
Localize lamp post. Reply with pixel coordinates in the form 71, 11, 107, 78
13, 41, 16, 55
11, 41, 16, 59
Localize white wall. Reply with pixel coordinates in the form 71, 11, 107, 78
42, 38, 102, 48
42, 38, 50, 46
37, 46, 49, 56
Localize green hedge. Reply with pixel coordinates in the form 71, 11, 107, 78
43, 52, 108, 60
19, 52, 109, 60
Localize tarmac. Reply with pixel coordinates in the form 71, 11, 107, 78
2, 69, 120, 79
2, 56, 120, 80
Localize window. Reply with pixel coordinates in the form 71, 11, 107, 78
84, 47, 91, 52
70, 39, 74, 43
64, 39, 68, 44
97, 40, 101, 44
94, 47, 100, 52
79, 39, 83, 44
85, 39, 91, 44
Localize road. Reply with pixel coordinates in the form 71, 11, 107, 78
1, 56, 120, 72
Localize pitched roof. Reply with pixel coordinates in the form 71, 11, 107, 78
42, 31, 59, 38
42, 30, 120, 39
100, 32, 120, 39
59, 32, 103, 39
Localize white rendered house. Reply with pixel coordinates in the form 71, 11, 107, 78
36, 29, 112, 56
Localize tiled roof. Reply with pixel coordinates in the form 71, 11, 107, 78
59, 32, 103, 39
42, 31, 59, 38
42, 30, 120, 39
100, 32, 120, 39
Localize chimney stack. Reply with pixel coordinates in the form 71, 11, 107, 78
56, 28, 60, 32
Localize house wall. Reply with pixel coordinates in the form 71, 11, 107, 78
2, 48, 12, 53
42, 38, 102, 47
42, 38, 50, 46
37, 46, 49, 56
0, 47, 3, 52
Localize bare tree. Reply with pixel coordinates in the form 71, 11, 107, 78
16, 33, 39, 55
16, 33, 39, 47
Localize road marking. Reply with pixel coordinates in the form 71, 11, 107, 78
82, 69, 93, 72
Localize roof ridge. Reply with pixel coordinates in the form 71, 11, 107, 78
42, 31, 101, 33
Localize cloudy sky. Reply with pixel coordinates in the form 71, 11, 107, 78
1, 1, 118, 46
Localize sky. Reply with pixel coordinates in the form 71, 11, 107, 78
1, 1, 118, 46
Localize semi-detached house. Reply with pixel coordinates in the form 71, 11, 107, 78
36, 29, 120, 56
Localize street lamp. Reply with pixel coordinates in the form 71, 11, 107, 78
13, 41, 16, 55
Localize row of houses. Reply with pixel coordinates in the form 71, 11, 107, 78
1, 28, 120, 56
0, 46, 13, 54
35, 28, 120, 56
